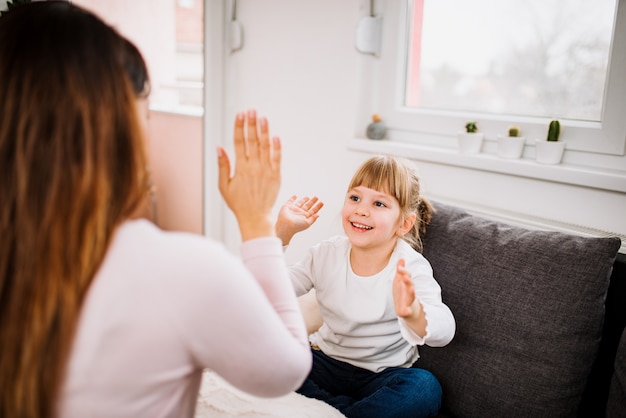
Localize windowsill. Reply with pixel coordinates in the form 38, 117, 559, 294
150, 103, 204, 117
348, 138, 626, 193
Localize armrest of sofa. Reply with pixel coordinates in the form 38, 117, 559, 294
580, 252, 626, 415
607, 325, 626, 417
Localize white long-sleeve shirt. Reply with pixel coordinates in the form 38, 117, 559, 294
288, 236, 455, 373
59, 219, 311, 418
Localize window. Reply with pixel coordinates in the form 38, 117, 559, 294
71, 0, 206, 233
366, 0, 626, 175
73, 0, 204, 114
406, 0, 612, 123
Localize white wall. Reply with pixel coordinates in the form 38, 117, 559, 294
211, 0, 626, 259
213, 0, 368, 262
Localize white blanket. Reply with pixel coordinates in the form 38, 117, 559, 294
196, 370, 346, 417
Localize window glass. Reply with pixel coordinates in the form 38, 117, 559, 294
73, 0, 204, 113
406, 0, 615, 122
70, 0, 205, 233
372, 0, 626, 163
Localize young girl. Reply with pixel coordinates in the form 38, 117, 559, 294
277, 155, 456, 418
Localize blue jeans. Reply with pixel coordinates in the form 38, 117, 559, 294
297, 348, 442, 418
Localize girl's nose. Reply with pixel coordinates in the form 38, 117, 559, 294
355, 204, 368, 216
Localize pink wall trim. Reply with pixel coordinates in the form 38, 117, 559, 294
147, 111, 203, 235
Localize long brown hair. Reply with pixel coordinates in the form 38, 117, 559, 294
348, 155, 434, 252
0, 2, 149, 417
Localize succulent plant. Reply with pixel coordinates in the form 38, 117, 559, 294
508, 125, 520, 137
547, 120, 560, 142
465, 121, 478, 133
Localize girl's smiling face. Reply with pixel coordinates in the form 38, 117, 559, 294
342, 185, 408, 252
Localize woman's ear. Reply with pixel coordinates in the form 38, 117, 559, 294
397, 212, 417, 236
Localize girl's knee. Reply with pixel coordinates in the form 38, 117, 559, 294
410, 369, 442, 416
418, 369, 442, 394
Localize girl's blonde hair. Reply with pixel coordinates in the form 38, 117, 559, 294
348, 155, 433, 252
0, 3, 149, 417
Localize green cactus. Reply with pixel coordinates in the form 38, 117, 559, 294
547, 120, 560, 142
465, 121, 478, 133
508, 126, 520, 137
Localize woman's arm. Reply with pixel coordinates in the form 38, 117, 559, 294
203, 110, 313, 395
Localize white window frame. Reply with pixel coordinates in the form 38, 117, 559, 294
351, 0, 626, 193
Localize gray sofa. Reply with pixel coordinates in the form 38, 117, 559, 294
418, 201, 624, 417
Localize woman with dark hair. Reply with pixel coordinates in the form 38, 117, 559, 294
0, 2, 311, 418
121, 37, 151, 99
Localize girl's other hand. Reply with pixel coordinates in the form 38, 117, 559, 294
393, 258, 427, 337
393, 259, 416, 318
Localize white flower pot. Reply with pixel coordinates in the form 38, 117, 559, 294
457, 132, 484, 154
497, 136, 526, 159
535, 140, 566, 164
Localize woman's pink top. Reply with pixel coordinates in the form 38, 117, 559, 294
58, 219, 311, 418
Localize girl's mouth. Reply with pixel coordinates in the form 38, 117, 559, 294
351, 222, 373, 230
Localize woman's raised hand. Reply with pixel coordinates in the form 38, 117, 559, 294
217, 110, 282, 241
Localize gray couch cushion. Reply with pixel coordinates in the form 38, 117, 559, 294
418, 201, 621, 418
607, 328, 626, 417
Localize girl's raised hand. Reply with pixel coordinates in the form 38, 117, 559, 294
393, 259, 427, 337
393, 259, 416, 318
276, 195, 324, 245
217, 110, 282, 241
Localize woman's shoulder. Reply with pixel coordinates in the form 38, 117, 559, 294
109, 219, 233, 274
118, 219, 219, 251
97, 220, 252, 305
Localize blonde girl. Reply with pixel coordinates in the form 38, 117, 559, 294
277, 155, 456, 418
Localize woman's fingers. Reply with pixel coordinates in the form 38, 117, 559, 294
216, 146, 231, 196
245, 109, 259, 158
233, 111, 247, 162
232, 110, 276, 167
218, 110, 282, 240
270, 136, 281, 171
257, 116, 270, 161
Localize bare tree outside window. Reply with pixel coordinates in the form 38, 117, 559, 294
406, 0, 615, 122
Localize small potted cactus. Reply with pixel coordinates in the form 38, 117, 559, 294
535, 119, 565, 164
497, 125, 526, 159
457, 121, 484, 154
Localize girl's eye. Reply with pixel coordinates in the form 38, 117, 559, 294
349, 195, 360, 202
374, 201, 386, 207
